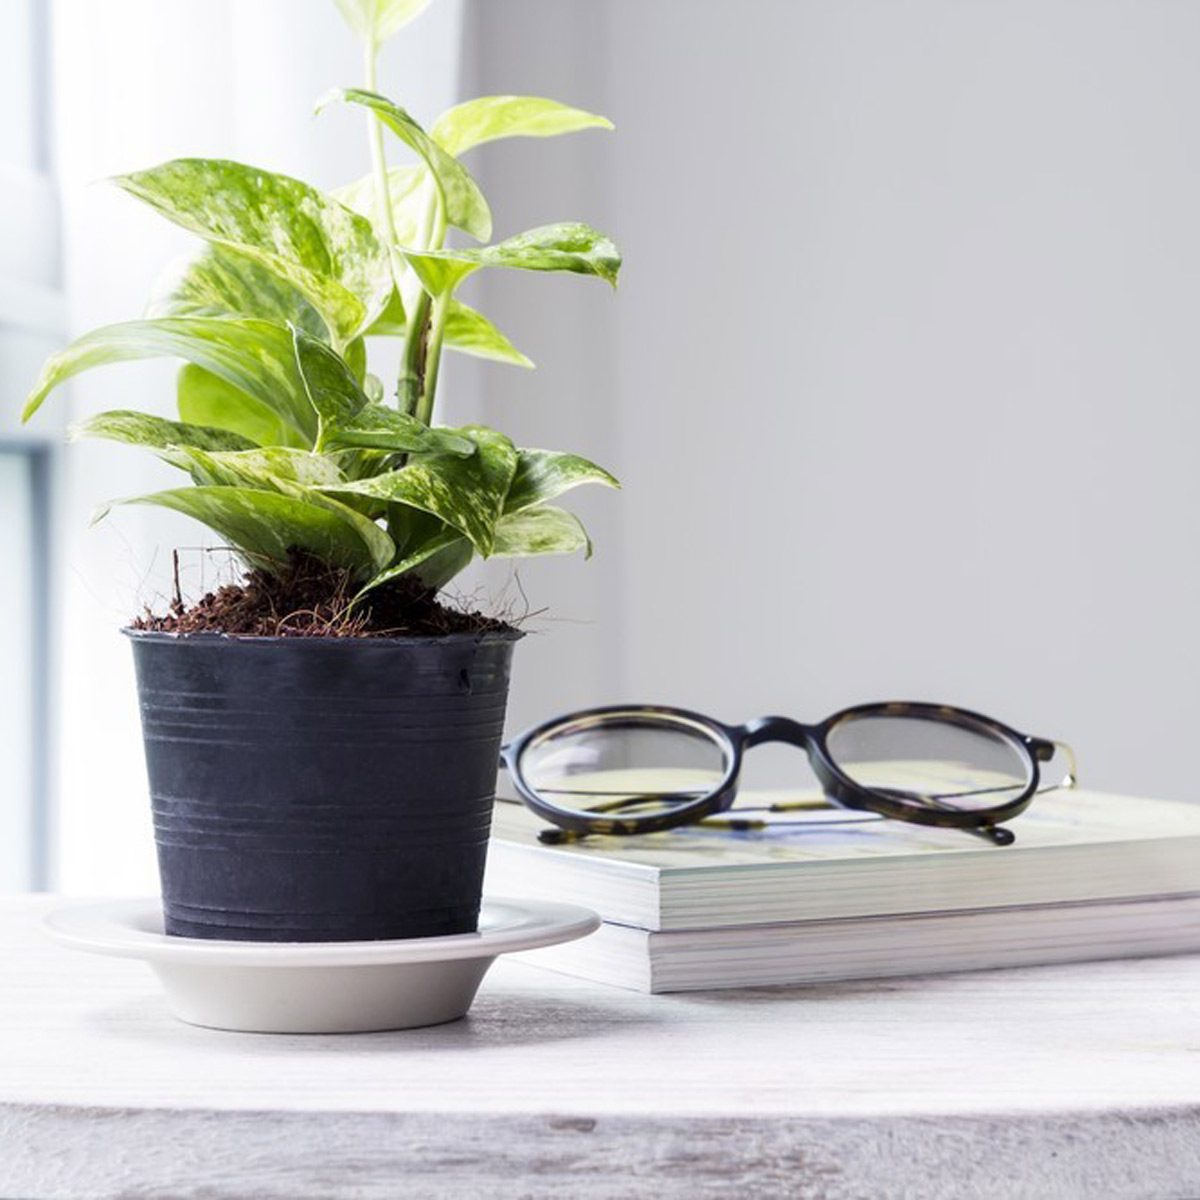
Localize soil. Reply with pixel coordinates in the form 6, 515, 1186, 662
131, 552, 516, 639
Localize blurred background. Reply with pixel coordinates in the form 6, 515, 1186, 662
3, 0, 1199, 895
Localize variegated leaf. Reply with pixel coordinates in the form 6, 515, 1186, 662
504, 449, 619, 514
321, 403, 475, 457
355, 502, 591, 598
411, 537, 476, 590
69, 410, 255, 453
323, 424, 517, 554
176, 366, 305, 450
354, 527, 468, 597
146, 244, 328, 341
404, 223, 621, 298
363, 292, 530, 367
332, 0, 431, 46
115, 159, 391, 343
23, 318, 318, 447
160, 446, 348, 492
101, 485, 393, 576
446, 301, 533, 367
292, 327, 369, 452
362, 287, 408, 337
318, 90, 492, 242
344, 335, 368, 382
492, 505, 591, 558
333, 165, 429, 249
432, 96, 613, 158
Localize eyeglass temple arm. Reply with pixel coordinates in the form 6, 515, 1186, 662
1029, 738, 1078, 790
535, 816, 1014, 848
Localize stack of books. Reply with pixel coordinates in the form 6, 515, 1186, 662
484, 788, 1200, 992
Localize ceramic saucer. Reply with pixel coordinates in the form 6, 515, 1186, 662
44, 897, 599, 1034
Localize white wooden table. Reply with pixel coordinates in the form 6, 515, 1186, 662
2, 896, 1199, 1199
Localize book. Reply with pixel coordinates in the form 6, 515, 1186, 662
507, 893, 1200, 992
486, 787, 1200, 991
486, 788, 1200, 932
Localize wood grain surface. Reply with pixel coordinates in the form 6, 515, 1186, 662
2, 895, 1199, 1199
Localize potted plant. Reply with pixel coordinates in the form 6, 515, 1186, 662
23, 0, 621, 943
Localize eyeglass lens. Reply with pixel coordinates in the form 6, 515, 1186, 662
824, 713, 1033, 813
519, 714, 729, 821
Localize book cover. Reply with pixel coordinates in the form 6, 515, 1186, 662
511, 893, 1200, 993
487, 788, 1200, 931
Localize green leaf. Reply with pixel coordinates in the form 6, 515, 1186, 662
114, 159, 391, 344
291, 327, 369, 451
319, 90, 492, 242
344, 336, 368, 382
322, 403, 475, 457
69, 410, 255, 453
446, 301, 533, 368
160, 446, 348, 492
146, 244, 328, 341
354, 527, 466, 597
323, 424, 517, 554
424, 505, 593, 578
412, 538, 476, 590
354, 502, 591, 599
332, 0, 431, 46
333, 165, 429, 249
361, 288, 531, 368
177, 366, 307, 450
504, 449, 619, 514
404, 223, 621, 298
433, 96, 613, 157
179, 450, 394, 562
386, 504, 444, 556
289, 330, 469, 471
492, 505, 592, 558
142, 447, 393, 569
104, 486, 393, 576
23, 318, 318, 446
362, 287, 408, 337
330, 447, 394, 484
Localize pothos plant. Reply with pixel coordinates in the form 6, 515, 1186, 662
22, 0, 621, 608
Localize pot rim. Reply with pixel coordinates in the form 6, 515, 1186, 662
122, 626, 524, 647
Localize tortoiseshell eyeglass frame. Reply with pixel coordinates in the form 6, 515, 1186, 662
499, 701, 1077, 848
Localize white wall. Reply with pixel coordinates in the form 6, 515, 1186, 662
460, 2, 626, 733
472, 0, 1200, 802
41, 0, 1200, 893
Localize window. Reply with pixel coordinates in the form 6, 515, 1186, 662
0, 0, 62, 890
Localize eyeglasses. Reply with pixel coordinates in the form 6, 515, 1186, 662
499, 702, 1077, 847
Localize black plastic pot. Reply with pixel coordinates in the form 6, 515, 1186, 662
125, 629, 521, 942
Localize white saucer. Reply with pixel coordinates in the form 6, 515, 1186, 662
44, 897, 599, 1034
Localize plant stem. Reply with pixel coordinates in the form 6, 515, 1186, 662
363, 39, 417, 414
360, 37, 446, 425
398, 291, 431, 418
364, 41, 400, 255
415, 292, 450, 426
399, 186, 446, 423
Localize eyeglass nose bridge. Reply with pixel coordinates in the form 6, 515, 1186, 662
740, 715, 816, 749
